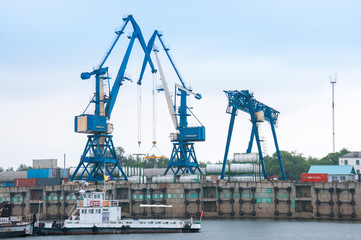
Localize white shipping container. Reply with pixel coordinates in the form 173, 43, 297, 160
151, 175, 175, 183
230, 163, 254, 173
206, 164, 226, 174
127, 176, 141, 183
179, 175, 200, 183
69, 167, 89, 178
33, 159, 57, 169
234, 153, 259, 162
229, 176, 255, 182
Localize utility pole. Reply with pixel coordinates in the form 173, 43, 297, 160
330, 74, 337, 162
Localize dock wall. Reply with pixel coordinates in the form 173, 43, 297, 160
0, 181, 358, 220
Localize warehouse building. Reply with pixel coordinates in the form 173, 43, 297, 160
308, 165, 356, 182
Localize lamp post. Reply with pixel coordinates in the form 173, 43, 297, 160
330, 74, 337, 163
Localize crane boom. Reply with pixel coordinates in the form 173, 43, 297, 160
96, 17, 130, 70
104, 16, 156, 119
139, 30, 187, 89
138, 30, 205, 175
153, 49, 178, 129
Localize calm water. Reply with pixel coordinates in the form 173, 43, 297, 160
13, 219, 361, 240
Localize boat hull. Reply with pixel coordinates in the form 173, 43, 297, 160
35, 226, 199, 235
0, 224, 33, 238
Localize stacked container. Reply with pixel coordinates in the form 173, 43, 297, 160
151, 175, 176, 183
205, 153, 263, 182
14, 178, 37, 187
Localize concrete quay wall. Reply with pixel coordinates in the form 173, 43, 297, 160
0, 181, 358, 221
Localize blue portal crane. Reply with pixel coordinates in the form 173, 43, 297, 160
221, 90, 286, 180
70, 15, 156, 182
139, 30, 205, 175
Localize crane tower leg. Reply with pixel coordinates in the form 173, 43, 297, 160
270, 120, 286, 180
250, 116, 267, 180
221, 107, 237, 180
246, 126, 256, 153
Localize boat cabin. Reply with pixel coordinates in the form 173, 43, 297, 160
68, 190, 121, 224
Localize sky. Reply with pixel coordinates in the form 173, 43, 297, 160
1, 0, 361, 170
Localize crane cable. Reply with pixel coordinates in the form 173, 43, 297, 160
152, 73, 157, 146
137, 84, 142, 146
143, 72, 165, 159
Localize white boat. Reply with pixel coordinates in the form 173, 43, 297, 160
34, 188, 201, 235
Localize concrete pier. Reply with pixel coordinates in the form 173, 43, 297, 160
1, 181, 358, 220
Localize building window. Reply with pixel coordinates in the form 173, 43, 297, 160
345, 160, 348, 165
357, 160, 360, 165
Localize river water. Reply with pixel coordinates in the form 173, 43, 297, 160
13, 219, 361, 240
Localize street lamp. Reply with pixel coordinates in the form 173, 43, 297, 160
330, 74, 337, 162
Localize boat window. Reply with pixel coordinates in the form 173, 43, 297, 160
103, 209, 109, 211
89, 209, 94, 214
96, 209, 101, 214
81, 209, 86, 214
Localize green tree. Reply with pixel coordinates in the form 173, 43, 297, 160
5, 167, 14, 172
265, 151, 308, 181
265, 148, 351, 181
0, 167, 4, 172
17, 164, 32, 171
319, 148, 350, 165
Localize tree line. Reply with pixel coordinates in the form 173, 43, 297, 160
264, 148, 349, 181
2, 147, 349, 181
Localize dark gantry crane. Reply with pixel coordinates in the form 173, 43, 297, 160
221, 90, 286, 180
70, 15, 156, 182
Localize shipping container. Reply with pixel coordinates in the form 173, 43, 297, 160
206, 163, 260, 175
1, 183, 14, 187
179, 174, 200, 183
301, 173, 328, 183
14, 178, 37, 187
151, 175, 176, 183
37, 178, 63, 186
233, 153, 259, 163
33, 159, 57, 169
27, 169, 55, 178
60, 169, 69, 178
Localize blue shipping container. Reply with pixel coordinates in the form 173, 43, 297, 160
27, 169, 53, 178
1, 183, 14, 187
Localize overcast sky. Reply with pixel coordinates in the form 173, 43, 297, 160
1, 0, 361, 169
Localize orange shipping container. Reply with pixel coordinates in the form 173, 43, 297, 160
301, 173, 328, 183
